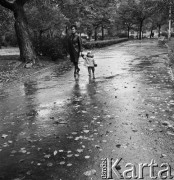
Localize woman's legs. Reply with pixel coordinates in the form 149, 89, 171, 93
74, 62, 80, 77
75, 53, 80, 73
76, 64, 80, 73
71, 52, 80, 77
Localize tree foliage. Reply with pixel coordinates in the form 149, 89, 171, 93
0, 0, 173, 61
26, 0, 68, 38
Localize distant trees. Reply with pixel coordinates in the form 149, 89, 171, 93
26, 0, 68, 38
58, 0, 119, 40
117, 1, 134, 39
118, 0, 159, 40
0, 0, 174, 63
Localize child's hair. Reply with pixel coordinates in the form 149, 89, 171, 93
87, 51, 94, 58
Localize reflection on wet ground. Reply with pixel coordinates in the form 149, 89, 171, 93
1, 40, 174, 180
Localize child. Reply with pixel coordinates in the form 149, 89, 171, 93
82, 51, 97, 79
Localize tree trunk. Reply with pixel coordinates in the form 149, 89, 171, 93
95, 27, 98, 41
139, 21, 143, 40
102, 25, 104, 40
65, 26, 68, 35
127, 26, 130, 39
150, 29, 153, 38
88, 34, 92, 41
158, 25, 161, 37
14, 3, 37, 63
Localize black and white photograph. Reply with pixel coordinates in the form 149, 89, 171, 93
1, 0, 174, 179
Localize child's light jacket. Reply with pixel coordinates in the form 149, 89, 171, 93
84, 57, 96, 67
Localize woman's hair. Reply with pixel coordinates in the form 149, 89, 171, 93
71, 24, 77, 30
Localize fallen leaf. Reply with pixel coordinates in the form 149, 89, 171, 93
83, 130, 89, 133
44, 154, 51, 159
47, 163, 53, 167
54, 150, 58, 156
60, 161, 65, 165
83, 169, 96, 176
85, 156, 90, 159
95, 145, 100, 149
1, 134, 8, 139
67, 154, 73, 157
72, 132, 77, 135
67, 163, 72, 167
26, 171, 32, 175
11, 150, 17, 154
167, 131, 174, 136
77, 149, 83, 153
160, 154, 167, 158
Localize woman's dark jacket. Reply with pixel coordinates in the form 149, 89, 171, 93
68, 33, 82, 63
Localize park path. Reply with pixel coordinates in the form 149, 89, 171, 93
1, 40, 174, 180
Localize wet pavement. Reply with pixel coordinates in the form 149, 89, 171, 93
1, 39, 174, 180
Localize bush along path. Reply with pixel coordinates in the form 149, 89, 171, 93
0, 38, 128, 86
83, 38, 128, 49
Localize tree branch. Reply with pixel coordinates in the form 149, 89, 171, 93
15, 0, 30, 6
0, 0, 14, 11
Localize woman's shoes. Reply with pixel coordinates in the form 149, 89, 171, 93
74, 69, 80, 77
77, 68, 80, 74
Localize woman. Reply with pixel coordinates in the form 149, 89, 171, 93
68, 25, 82, 77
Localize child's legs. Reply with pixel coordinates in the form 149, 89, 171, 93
88, 67, 91, 75
92, 67, 95, 78
91, 67, 95, 74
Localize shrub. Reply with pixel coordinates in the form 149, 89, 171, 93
129, 35, 135, 39
34, 36, 68, 61
83, 38, 128, 49
161, 32, 168, 38
158, 36, 167, 47
5, 33, 18, 47
117, 33, 128, 38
